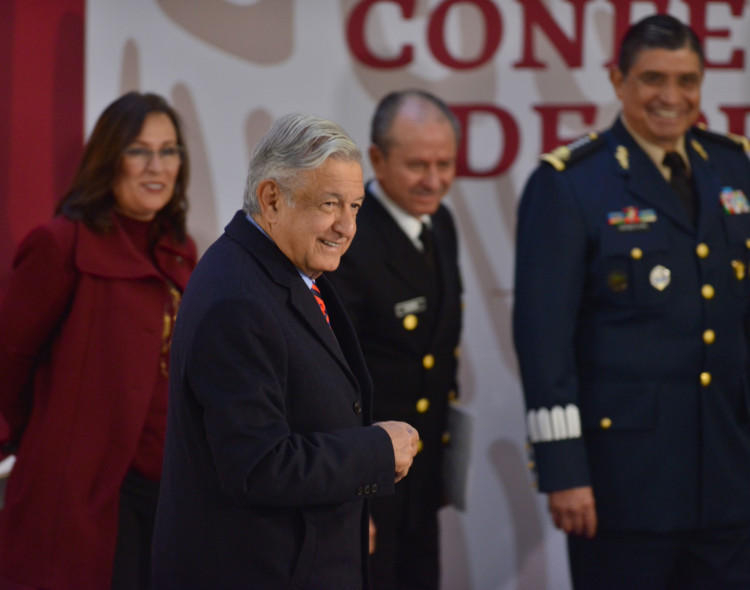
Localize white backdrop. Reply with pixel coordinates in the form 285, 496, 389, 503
86, 1, 750, 588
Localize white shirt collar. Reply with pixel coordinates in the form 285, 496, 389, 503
368, 180, 431, 251
620, 114, 690, 181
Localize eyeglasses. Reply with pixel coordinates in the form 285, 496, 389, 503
123, 146, 183, 168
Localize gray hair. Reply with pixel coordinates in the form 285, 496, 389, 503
243, 113, 363, 215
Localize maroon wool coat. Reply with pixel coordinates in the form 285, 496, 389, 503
0, 214, 196, 590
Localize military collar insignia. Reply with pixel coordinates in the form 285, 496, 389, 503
690, 139, 708, 160
720, 187, 750, 214
608, 206, 657, 231
615, 145, 629, 170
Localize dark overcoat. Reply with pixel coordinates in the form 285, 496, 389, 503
514, 119, 750, 532
151, 212, 396, 590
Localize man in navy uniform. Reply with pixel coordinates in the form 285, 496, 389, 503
329, 90, 462, 590
514, 14, 750, 589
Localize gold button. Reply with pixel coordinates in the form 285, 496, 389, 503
700, 372, 712, 386
416, 398, 430, 413
417, 439, 424, 453
732, 260, 746, 280
162, 311, 173, 340
630, 247, 643, 260
527, 461, 535, 470
695, 243, 709, 258
702, 329, 715, 345
448, 389, 457, 402
422, 354, 435, 369
746, 238, 750, 249
701, 284, 715, 300
442, 432, 451, 444
454, 346, 461, 359
600, 417, 612, 429
403, 314, 418, 330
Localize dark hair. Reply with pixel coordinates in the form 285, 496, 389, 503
57, 91, 190, 243
370, 89, 461, 155
618, 14, 704, 75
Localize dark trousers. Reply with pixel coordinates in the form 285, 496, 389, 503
568, 526, 750, 590
111, 470, 160, 590
370, 481, 439, 590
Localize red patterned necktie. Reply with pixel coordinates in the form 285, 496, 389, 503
311, 282, 331, 327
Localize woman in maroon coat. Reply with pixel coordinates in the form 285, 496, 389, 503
0, 92, 197, 590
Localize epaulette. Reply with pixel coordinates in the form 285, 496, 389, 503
539, 132, 605, 171
693, 123, 750, 153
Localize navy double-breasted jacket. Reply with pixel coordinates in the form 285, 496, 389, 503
513, 119, 750, 532
152, 212, 396, 589
329, 188, 462, 523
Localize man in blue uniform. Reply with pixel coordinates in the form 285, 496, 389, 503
514, 14, 750, 589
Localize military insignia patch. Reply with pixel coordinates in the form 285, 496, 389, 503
394, 296, 427, 318
615, 145, 629, 170
607, 206, 657, 231
607, 270, 628, 292
719, 187, 750, 214
649, 265, 671, 291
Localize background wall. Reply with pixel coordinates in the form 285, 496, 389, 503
2, 1, 750, 588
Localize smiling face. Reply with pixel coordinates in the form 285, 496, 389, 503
370, 102, 457, 217
258, 158, 364, 279
611, 46, 703, 151
112, 112, 180, 221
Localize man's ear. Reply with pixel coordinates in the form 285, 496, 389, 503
369, 145, 385, 179
257, 179, 281, 222
609, 66, 624, 100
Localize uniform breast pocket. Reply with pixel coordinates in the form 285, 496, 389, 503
722, 214, 750, 297
597, 224, 672, 308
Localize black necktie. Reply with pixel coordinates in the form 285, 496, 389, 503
663, 152, 697, 226
419, 222, 436, 272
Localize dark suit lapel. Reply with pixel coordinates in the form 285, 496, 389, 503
318, 275, 373, 402
429, 212, 459, 348
224, 212, 358, 387
609, 121, 693, 233
287, 279, 349, 359
364, 190, 436, 293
